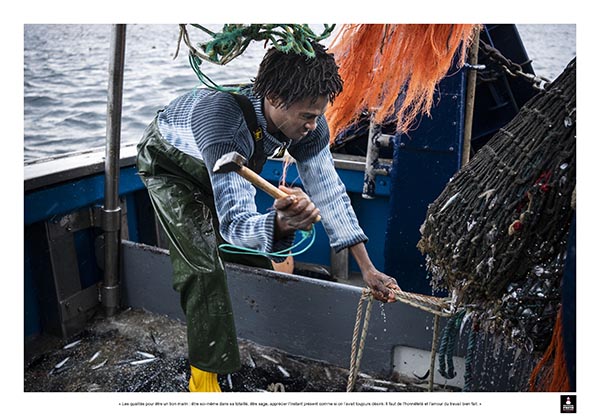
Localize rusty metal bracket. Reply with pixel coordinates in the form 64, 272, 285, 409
363, 118, 393, 199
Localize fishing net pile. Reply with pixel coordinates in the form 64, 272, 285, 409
417, 58, 576, 353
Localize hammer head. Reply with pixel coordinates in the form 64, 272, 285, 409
213, 151, 247, 174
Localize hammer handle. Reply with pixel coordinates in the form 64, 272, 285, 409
238, 166, 288, 199
238, 166, 321, 223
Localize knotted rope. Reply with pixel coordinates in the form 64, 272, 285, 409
346, 287, 456, 392
346, 288, 374, 392
393, 288, 454, 317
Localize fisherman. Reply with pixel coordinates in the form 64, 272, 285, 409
136, 41, 400, 392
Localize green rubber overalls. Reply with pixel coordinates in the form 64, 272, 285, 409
136, 108, 271, 374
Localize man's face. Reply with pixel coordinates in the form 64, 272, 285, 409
265, 96, 329, 141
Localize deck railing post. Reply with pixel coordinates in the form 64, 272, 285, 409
102, 24, 126, 317
461, 27, 480, 168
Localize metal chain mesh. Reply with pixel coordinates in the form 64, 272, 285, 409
418, 58, 576, 352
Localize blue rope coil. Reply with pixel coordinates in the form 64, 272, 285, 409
218, 226, 316, 258
463, 321, 477, 392
437, 310, 466, 379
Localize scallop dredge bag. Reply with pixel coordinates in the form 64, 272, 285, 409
417, 58, 576, 353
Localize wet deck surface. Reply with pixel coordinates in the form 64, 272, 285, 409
24, 308, 454, 393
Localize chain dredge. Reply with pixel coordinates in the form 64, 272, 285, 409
418, 58, 576, 353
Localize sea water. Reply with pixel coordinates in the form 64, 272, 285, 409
23, 24, 576, 162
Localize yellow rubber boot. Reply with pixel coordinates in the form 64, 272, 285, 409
189, 365, 221, 392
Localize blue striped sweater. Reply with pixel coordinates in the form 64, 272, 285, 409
157, 87, 368, 257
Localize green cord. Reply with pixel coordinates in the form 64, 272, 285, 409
218, 226, 316, 257
188, 55, 241, 93
179, 24, 336, 92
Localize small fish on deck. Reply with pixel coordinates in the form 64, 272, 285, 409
88, 351, 101, 363
48, 356, 71, 376
135, 351, 156, 359
130, 358, 158, 366
276, 365, 290, 378
91, 359, 108, 370
54, 357, 70, 369
63, 340, 81, 349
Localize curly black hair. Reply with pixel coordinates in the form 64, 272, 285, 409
253, 41, 343, 108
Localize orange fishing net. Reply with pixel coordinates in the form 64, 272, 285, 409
325, 24, 480, 141
528, 307, 571, 392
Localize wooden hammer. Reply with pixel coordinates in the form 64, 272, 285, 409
213, 151, 288, 199
212, 151, 321, 222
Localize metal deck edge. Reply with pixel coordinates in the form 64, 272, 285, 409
120, 240, 440, 377
24, 145, 371, 193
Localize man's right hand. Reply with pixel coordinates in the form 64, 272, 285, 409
273, 186, 320, 239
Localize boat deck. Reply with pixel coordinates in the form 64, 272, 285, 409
24, 307, 457, 393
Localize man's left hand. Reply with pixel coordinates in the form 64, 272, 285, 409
363, 270, 400, 303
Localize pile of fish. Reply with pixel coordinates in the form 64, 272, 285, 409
25, 308, 456, 392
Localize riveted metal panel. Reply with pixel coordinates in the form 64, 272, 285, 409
384, 70, 466, 295
120, 240, 441, 376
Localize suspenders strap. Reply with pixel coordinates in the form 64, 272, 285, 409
229, 93, 266, 174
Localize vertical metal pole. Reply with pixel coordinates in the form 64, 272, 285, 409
362, 116, 379, 199
102, 24, 126, 317
330, 247, 349, 281
428, 315, 441, 391
461, 27, 480, 168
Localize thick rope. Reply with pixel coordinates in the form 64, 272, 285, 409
392, 288, 453, 317
437, 310, 466, 379
463, 322, 477, 392
437, 317, 453, 379
428, 315, 442, 391
346, 288, 374, 392
347, 287, 456, 392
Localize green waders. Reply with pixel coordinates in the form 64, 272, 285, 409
136, 115, 272, 374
